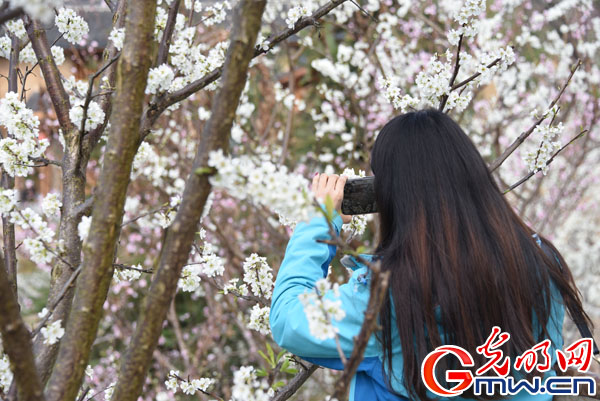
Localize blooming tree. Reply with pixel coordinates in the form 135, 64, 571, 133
0, 0, 598, 400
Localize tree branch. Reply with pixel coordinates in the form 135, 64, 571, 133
269, 363, 318, 401
156, 0, 181, 66
489, 59, 581, 172
503, 129, 587, 194
0, 6, 23, 25
44, 1, 159, 400
24, 17, 75, 133
439, 33, 463, 112
110, 2, 267, 401
140, 0, 349, 135
0, 256, 45, 401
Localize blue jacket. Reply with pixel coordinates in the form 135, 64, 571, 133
270, 204, 566, 401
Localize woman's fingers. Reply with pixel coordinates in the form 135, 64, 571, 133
335, 175, 347, 194
311, 173, 320, 193
326, 174, 339, 192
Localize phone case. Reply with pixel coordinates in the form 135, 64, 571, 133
341, 176, 377, 215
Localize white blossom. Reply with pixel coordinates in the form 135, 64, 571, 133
78, 215, 92, 242
247, 304, 270, 335
146, 64, 175, 95
242, 253, 273, 299
42, 192, 62, 217
0, 354, 13, 394
41, 319, 65, 345
51, 46, 65, 65
299, 278, 346, 340
69, 99, 105, 131
108, 27, 125, 51
55, 8, 89, 44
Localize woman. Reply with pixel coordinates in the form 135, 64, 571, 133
269, 108, 591, 400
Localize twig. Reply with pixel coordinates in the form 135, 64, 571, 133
451, 56, 503, 91
79, 53, 121, 135
120, 203, 172, 227
113, 263, 154, 274
489, 59, 581, 172
269, 363, 318, 401
31, 264, 83, 338
503, 129, 587, 194
156, 0, 181, 66
439, 33, 463, 112
143, 0, 349, 133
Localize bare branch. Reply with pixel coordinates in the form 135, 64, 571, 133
439, 33, 463, 112
24, 17, 75, 133
489, 59, 581, 172
0, 6, 23, 25
503, 129, 587, 194
156, 0, 181, 66
269, 363, 318, 401
30, 265, 83, 339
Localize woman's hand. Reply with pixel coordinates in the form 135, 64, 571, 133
311, 173, 352, 224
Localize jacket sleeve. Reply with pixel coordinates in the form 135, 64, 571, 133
269, 203, 380, 368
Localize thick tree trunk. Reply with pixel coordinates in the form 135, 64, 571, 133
25, 17, 87, 386
43, 2, 158, 401
0, 257, 45, 401
110, 2, 266, 400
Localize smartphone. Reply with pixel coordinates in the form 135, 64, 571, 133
341, 176, 377, 215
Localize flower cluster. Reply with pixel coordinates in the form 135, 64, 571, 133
247, 304, 270, 335
178, 242, 225, 293
230, 366, 273, 401
55, 8, 89, 44
208, 148, 321, 227
285, 4, 311, 29
113, 265, 143, 282
0, 92, 49, 177
41, 319, 65, 345
223, 277, 249, 296
0, 191, 59, 265
452, 0, 486, 39
165, 370, 215, 395
203, 1, 232, 26
42, 192, 62, 217
146, 64, 175, 95
0, 340, 12, 394
6, 19, 27, 40
69, 98, 106, 131
298, 278, 346, 340
242, 253, 273, 299
108, 27, 125, 51
524, 122, 563, 175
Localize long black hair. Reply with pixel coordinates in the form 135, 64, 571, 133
370, 108, 591, 400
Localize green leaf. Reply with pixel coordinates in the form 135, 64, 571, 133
266, 342, 275, 364
282, 366, 298, 375
194, 166, 215, 176
276, 350, 286, 362
256, 368, 268, 377
272, 380, 286, 390
324, 194, 334, 220
258, 350, 270, 365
